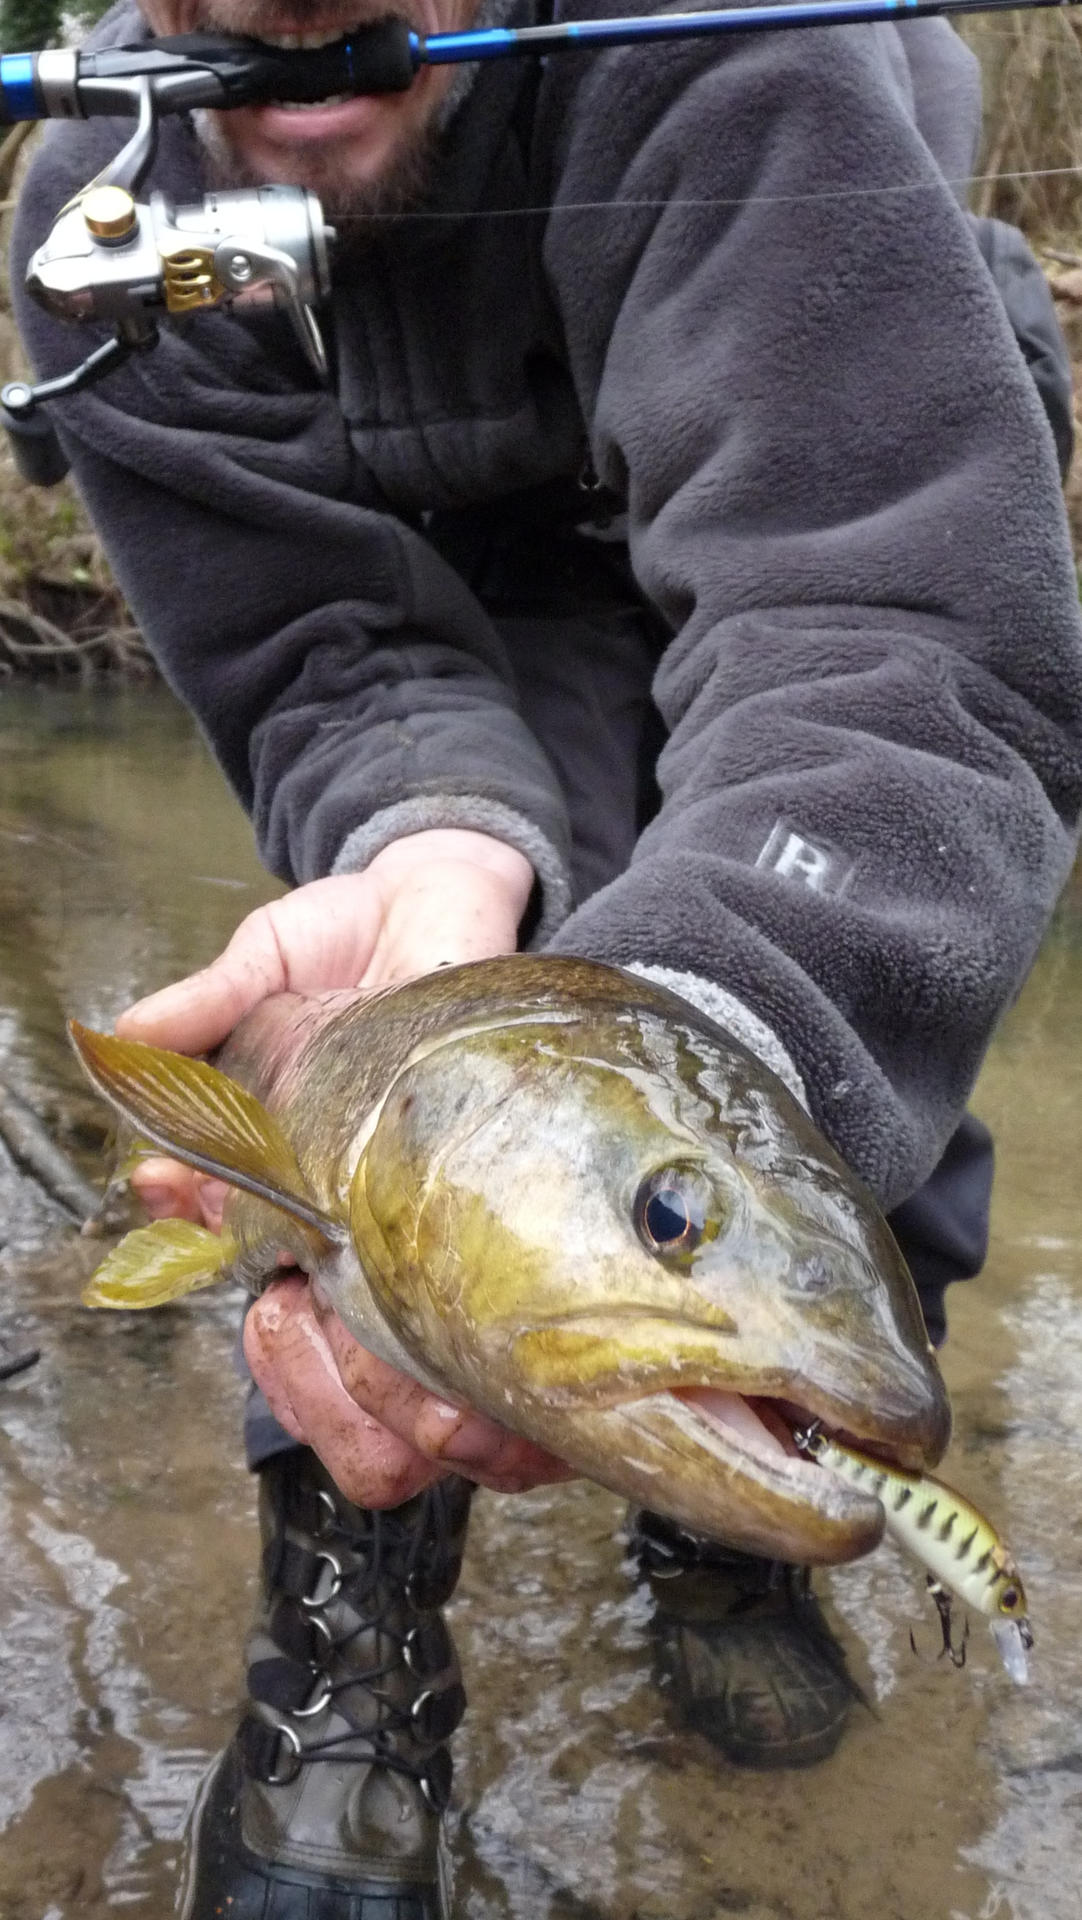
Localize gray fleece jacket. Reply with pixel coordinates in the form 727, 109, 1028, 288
11, 2, 1082, 1210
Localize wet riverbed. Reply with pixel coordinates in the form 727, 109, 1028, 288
0, 681, 1079, 1919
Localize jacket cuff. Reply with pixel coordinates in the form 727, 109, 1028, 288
625, 962, 809, 1112
331, 795, 574, 945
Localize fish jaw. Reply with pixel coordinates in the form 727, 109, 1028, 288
474, 1311, 947, 1561
548, 1388, 887, 1563
316, 1246, 929, 1561
499, 1311, 949, 1560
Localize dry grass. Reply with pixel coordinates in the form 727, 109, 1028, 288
960, 13, 1082, 241
0, 124, 149, 676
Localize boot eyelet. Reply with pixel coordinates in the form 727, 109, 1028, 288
403, 1627, 424, 1675
264, 1722, 303, 1786
301, 1550, 343, 1611
420, 1747, 452, 1812
291, 1670, 333, 1719
410, 1688, 434, 1733
308, 1611, 334, 1655
312, 1489, 338, 1541
645, 1557, 685, 1581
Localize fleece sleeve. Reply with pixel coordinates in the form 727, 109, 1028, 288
9, 118, 573, 932
540, 17, 1082, 1207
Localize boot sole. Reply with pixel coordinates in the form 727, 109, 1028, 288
177, 1747, 450, 1920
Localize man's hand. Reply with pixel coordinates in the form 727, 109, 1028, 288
242, 1274, 574, 1508
118, 828, 535, 1053
119, 829, 572, 1506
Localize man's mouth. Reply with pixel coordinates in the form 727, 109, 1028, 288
204, 19, 426, 124
237, 23, 403, 107
259, 27, 356, 44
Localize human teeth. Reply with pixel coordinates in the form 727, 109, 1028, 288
260, 28, 349, 47
279, 92, 349, 107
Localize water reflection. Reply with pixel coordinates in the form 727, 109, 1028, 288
0, 684, 1078, 1917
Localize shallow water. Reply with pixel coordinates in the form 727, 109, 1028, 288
0, 682, 1079, 1919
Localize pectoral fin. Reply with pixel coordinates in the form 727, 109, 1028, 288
82, 1220, 237, 1309
68, 1021, 340, 1240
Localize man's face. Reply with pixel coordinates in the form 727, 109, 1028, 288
140, 0, 481, 208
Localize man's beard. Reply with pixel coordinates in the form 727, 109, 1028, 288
186, 0, 522, 228
191, 104, 442, 231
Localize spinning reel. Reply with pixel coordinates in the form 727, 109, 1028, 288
1, 48, 345, 483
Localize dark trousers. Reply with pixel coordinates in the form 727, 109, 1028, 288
887, 1111, 993, 1347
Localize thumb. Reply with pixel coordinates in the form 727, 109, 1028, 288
117, 904, 290, 1052
117, 878, 381, 1052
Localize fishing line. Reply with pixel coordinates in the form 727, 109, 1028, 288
321, 161, 1082, 222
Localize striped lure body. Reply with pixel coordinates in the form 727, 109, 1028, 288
795, 1427, 1033, 1682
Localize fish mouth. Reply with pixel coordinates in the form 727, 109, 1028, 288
671, 1385, 924, 1474
672, 1384, 888, 1514
503, 1310, 949, 1560
668, 1385, 882, 1493
589, 1383, 925, 1563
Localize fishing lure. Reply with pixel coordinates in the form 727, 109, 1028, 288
793, 1424, 1034, 1684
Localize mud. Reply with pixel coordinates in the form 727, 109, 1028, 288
0, 683, 1078, 1918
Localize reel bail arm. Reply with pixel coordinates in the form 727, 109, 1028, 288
4, 67, 336, 481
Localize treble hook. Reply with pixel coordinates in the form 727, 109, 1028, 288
909, 1577, 969, 1669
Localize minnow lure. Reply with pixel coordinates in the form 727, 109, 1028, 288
794, 1424, 1034, 1684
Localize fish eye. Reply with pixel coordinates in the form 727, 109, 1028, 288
998, 1584, 1023, 1616
635, 1168, 712, 1257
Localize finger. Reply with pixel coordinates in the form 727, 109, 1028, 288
317, 1301, 576, 1494
129, 1158, 230, 1231
130, 1155, 205, 1224
244, 1280, 444, 1507
117, 877, 383, 1053
413, 1396, 576, 1491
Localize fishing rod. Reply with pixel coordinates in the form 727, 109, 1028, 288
0, 0, 1074, 479
2, 0, 1082, 127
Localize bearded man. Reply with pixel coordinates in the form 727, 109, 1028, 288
11, 0, 1082, 1915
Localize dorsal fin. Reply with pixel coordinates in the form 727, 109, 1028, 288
69, 1021, 340, 1239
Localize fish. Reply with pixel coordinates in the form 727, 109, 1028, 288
793, 1424, 1034, 1681
68, 953, 952, 1566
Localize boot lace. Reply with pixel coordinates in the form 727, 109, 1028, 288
241, 1472, 469, 1811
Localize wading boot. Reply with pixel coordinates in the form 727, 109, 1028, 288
180, 1448, 472, 1919
630, 1510, 859, 1770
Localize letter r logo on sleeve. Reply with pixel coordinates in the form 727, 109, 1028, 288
755, 821, 854, 897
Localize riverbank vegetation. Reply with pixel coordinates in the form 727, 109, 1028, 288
1, 122, 145, 673
2, 17, 1082, 672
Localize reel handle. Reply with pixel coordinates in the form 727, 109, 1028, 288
1, 396, 70, 487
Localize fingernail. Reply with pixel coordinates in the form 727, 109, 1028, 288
116, 986, 178, 1029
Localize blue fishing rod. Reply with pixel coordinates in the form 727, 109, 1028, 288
0, 0, 1072, 479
